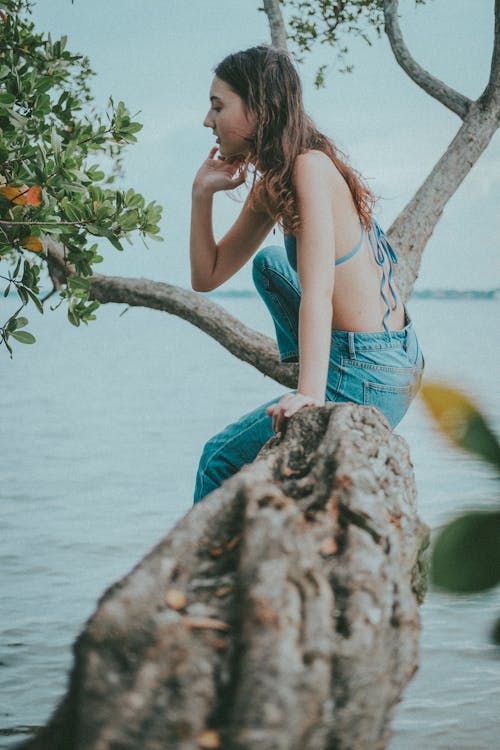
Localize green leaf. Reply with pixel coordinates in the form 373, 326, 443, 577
432, 511, 500, 593
101, 230, 124, 251
36, 76, 54, 93
124, 189, 144, 209
0, 92, 16, 105
68, 309, 80, 327
61, 199, 85, 222
14, 316, 29, 329
68, 275, 91, 293
3, 334, 13, 357
14, 256, 23, 277
88, 168, 105, 181
11, 330, 36, 344
26, 287, 44, 314
17, 286, 29, 304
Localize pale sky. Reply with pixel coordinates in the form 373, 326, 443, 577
30, 0, 500, 291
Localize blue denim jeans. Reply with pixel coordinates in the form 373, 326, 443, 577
193, 245, 424, 504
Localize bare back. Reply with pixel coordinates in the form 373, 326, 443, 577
312, 155, 404, 332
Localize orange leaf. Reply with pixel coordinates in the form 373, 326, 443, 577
0, 11, 7, 24
21, 236, 43, 253
24, 186, 42, 206
0, 184, 42, 206
0, 185, 25, 204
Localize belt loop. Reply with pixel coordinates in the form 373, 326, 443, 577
348, 332, 356, 359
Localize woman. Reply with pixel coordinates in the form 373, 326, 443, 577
190, 45, 424, 504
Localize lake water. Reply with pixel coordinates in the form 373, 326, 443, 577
1, 294, 499, 749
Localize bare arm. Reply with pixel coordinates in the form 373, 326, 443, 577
266, 151, 336, 432
294, 151, 335, 402
190, 149, 274, 292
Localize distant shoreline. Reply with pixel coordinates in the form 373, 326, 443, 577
4, 287, 499, 302
208, 288, 500, 301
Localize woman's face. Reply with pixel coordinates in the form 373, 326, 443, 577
203, 76, 256, 160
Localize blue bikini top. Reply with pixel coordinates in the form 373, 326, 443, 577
283, 219, 399, 333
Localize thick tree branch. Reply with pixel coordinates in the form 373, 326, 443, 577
262, 0, 288, 49
19, 404, 429, 750
389, 101, 500, 300
45, 240, 298, 388
383, 0, 472, 120
481, 0, 500, 108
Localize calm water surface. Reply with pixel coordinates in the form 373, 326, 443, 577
1, 296, 499, 749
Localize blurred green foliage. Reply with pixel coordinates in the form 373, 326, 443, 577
421, 383, 500, 643
0, 0, 163, 355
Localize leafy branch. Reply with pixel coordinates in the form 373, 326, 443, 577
0, 2, 164, 355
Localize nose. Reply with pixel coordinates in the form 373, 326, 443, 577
203, 110, 214, 129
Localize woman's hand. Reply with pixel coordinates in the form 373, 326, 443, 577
193, 147, 247, 196
265, 392, 324, 434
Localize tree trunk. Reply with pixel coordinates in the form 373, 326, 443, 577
262, 0, 288, 49
383, 0, 500, 300
20, 404, 429, 750
389, 100, 500, 300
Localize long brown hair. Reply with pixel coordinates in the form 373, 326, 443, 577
214, 45, 375, 234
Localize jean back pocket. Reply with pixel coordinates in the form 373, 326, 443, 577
363, 380, 416, 428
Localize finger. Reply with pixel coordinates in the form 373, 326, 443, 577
231, 173, 247, 187
208, 146, 218, 160
284, 400, 312, 418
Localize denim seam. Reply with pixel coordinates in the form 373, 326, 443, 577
333, 341, 406, 353
364, 381, 414, 395
326, 360, 343, 396
340, 356, 416, 375
199, 411, 272, 484
261, 264, 300, 360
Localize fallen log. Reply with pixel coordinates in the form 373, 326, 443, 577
21, 403, 429, 750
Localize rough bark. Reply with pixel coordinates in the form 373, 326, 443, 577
262, 0, 288, 49
20, 404, 429, 750
383, 0, 500, 299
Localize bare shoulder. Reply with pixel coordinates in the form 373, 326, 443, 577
292, 149, 339, 192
